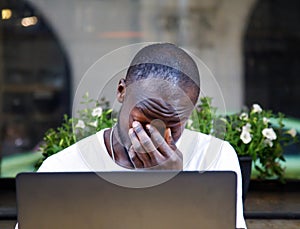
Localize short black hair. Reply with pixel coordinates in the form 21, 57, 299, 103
125, 43, 200, 103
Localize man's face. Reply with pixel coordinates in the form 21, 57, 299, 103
116, 79, 195, 151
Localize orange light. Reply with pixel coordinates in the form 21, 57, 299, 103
21, 16, 38, 27
2, 9, 12, 20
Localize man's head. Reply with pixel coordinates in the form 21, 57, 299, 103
116, 43, 200, 149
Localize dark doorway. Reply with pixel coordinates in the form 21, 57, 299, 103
244, 0, 300, 118
0, 0, 71, 173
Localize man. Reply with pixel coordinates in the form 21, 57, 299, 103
37, 43, 246, 228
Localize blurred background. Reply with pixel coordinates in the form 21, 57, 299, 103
0, 0, 300, 177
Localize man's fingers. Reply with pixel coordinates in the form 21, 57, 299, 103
128, 128, 151, 165
132, 121, 157, 153
165, 128, 176, 149
128, 146, 143, 168
147, 126, 182, 160
146, 124, 172, 157
129, 121, 182, 169
165, 128, 182, 158
131, 121, 164, 165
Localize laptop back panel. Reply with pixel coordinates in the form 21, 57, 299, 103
16, 171, 236, 229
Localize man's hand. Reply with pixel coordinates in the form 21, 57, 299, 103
128, 121, 183, 170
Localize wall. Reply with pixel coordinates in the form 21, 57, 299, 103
27, 0, 256, 112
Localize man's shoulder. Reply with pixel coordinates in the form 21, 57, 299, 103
179, 129, 212, 155
37, 131, 105, 172
181, 128, 235, 157
38, 141, 80, 171
53, 129, 106, 158
181, 128, 212, 143
182, 128, 232, 146
182, 128, 208, 137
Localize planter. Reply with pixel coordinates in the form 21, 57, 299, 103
238, 156, 252, 203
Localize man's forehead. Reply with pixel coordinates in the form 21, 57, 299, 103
123, 80, 194, 118
132, 98, 190, 123
126, 78, 187, 101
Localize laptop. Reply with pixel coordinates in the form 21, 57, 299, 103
16, 171, 237, 229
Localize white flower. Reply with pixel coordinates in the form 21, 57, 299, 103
75, 120, 85, 129
239, 112, 248, 121
252, 104, 262, 113
286, 128, 297, 137
262, 128, 277, 140
263, 117, 270, 125
92, 107, 103, 117
240, 130, 252, 144
242, 123, 251, 132
88, 120, 98, 127
264, 139, 274, 147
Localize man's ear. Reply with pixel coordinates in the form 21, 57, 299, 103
117, 78, 126, 103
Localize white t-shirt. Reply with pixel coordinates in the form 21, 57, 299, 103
36, 128, 247, 228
